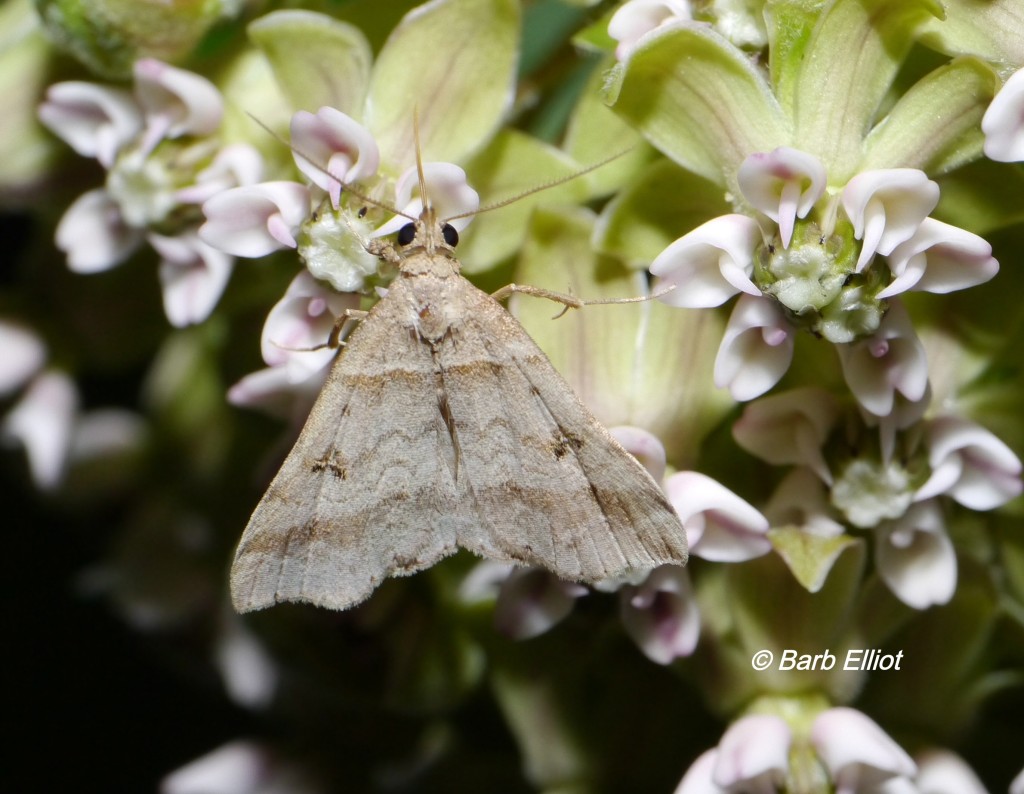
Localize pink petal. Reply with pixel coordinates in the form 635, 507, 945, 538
373, 162, 480, 237
665, 471, 770, 561
673, 749, 723, 794
880, 218, 998, 298
609, 425, 667, 481
982, 67, 1024, 162
0, 321, 47, 396
56, 188, 144, 273
1, 370, 78, 490
837, 300, 929, 417
875, 501, 956, 609
176, 144, 266, 205
733, 388, 839, 483
737, 147, 827, 248
650, 215, 762, 308
619, 564, 699, 663
812, 708, 916, 793
494, 567, 587, 639
290, 107, 380, 208
38, 81, 142, 168
840, 170, 939, 272
712, 715, 791, 790
715, 294, 794, 400
608, 0, 693, 61
914, 749, 988, 794
150, 231, 235, 327
134, 59, 223, 153
199, 182, 310, 257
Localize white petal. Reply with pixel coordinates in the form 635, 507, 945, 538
227, 365, 325, 420
290, 107, 380, 208
1, 370, 78, 489
609, 425, 667, 481
764, 468, 845, 538
914, 749, 988, 794
837, 300, 929, 417
875, 501, 957, 609
608, 0, 693, 60
68, 408, 145, 464
374, 162, 480, 237
982, 67, 1024, 162
712, 714, 791, 790
619, 565, 700, 663
56, 188, 143, 272
665, 471, 770, 561
200, 182, 311, 257
650, 215, 762, 308
714, 294, 794, 401
494, 567, 586, 639
880, 218, 998, 298
151, 231, 235, 327
134, 59, 223, 152
811, 707, 917, 791
0, 321, 47, 396
159, 740, 320, 794
920, 416, 1023, 509
1010, 765, 1024, 794
176, 144, 266, 205
737, 147, 827, 248
38, 81, 142, 168
673, 749, 724, 794
733, 387, 839, 483
840, 169, 939, 271
214, 615, 278, 710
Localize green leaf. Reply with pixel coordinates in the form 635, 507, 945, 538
366, 0, 519, 171
457, 130, 590, 274
513, 207, 732, 465
769, 526, 861, 593
764, 0, 829, 114
861, 57, 999, 175
563, 55, 653, 198
791, 0, 943, 183
593, 158, 731, 266
248, 10, 373, 118
918, 0, 1024, 64
608, 23, 789, 191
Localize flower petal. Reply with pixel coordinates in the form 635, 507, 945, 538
1, 370, 78, 490
665, 471, 770, 561
175, 143, 265, 205
200, 182, 311, 257
494, 567, 587, 639
373, 162, 480, 237
840, 169, 939, 271
875, 500, 957, 609
0, 321, 47, 397
134, 59, 223, 152
982, 67, 1024, 162
608, 0, 693, 61
37, 81, 142, 168
811, 707, 917, 792
290, 107, 380, 208
619, 564, 699, 663
714, 294, 794, 401
712, 714, 791, 791
733, 387, 839, 483
879, 218, 998, 298
914, 749, 988, 794
609, 425, 668, 482
836, 299, 929, 417
650, 215, 762, 308
151, 231, 235, 328
673, 749, 722, 794
56, 188, 143, 273
918, 416, 1023, 509
737, 147, 826, 248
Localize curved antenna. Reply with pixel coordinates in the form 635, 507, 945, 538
246, 112, 417, 222
412, 107, 432, 220
441, 147, 632, 223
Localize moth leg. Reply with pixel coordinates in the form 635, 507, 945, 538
490, 283, 584, 319
327, 308, 369, 349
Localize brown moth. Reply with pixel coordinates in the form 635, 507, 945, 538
230, 176, 688, 613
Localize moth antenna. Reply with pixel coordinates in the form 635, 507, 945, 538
442, 147, 633, 223
245, 111, 416, 222
412, 107, 433, 222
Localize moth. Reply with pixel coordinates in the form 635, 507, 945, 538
231, 163, 688, 613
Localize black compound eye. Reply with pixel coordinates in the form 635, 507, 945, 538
441, 223, 459, 247
396, 223, 416, 246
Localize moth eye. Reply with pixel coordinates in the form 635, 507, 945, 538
441, 223, 459, 247
397, 223, 416, 246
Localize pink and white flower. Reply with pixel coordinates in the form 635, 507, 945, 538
608, 0, 693, 61
874, 500, 957, 609
737, 147, 827, 248
290, 106, 381, 209
714, 294, 795, 400
665, 470, 770, 561
674, 715, 792, 793
810, 708, 916, 793
982, 67, 1024, 162
619, 564, 699, 663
